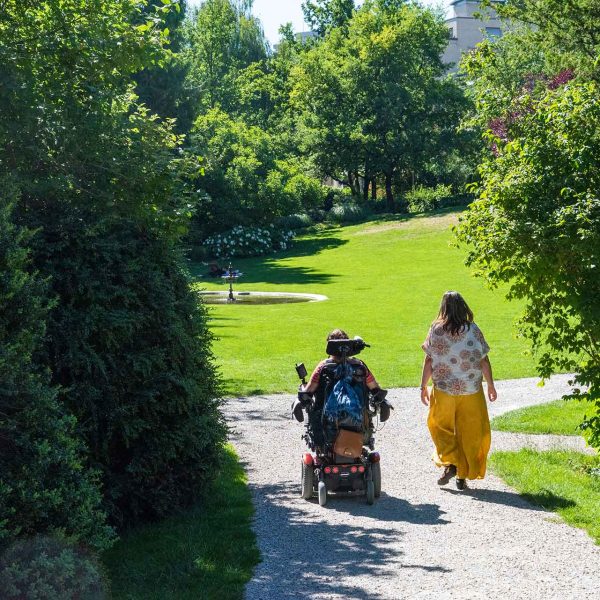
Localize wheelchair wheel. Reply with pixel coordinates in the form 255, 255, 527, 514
318, 481, 327, 506
366, 480, 375, 505
372, 461, 381, 498
301, 461, 314, 500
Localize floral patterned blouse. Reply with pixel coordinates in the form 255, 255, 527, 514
422, 322, 490, 395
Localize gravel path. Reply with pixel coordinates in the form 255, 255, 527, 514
225, 374, 599, 600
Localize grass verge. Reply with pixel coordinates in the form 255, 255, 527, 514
490, 449, 600, 544
491, 398, 594, 436
103, 444, 259, 600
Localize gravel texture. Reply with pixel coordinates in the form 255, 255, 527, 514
225, 374, 599, 600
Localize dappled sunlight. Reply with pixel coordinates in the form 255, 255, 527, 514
356, 212, 460, 236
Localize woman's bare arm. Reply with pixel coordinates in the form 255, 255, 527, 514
420, 355, 433, 405
480, 356, 497, 401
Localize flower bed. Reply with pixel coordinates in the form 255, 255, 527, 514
204, 225, 295, 258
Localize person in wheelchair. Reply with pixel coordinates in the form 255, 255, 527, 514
295, 329, 391, 448
293, 329, 392, 505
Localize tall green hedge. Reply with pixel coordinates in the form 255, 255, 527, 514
31, 215, 225, 526
0, 1, 225, 532
0, 197, 113, 550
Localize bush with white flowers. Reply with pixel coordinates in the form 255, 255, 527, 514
204, 225, 295, 258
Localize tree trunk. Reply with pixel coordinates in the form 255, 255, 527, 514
347, 171, 358, 196
371, 178, 377, 200
385, 171, 394, 211
363, 176, 369, 201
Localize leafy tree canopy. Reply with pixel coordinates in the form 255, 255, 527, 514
185, 0, 268, 112
302, 0, 355, 37
459, 0, 600, 448
292, 1, 467, 206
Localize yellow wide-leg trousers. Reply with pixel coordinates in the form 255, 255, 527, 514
427, 386, 491, 480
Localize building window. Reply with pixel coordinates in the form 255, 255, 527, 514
448, 26, 457, 40
485, 27, 502, 38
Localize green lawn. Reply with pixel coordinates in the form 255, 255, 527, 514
490, 449, 600, 544
103, 445, 259, 600
491, 398, 595, 436
192, 209, 536, 396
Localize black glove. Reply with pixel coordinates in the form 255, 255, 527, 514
370, 388, 388, 405
297, 387, 313, 407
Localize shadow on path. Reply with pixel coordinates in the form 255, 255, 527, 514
325, 493, 450, 525
441, 487, 576, 511
247, 482, 450, 599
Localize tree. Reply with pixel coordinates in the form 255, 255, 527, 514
457, 5, 600, 449
292, 1, 467, 208
189, 108, 324, 238
186, 0, 268, 112
0, 0, 225, 526
0, 192, 113, 550
302, 0, 355, 37
135, 1, 197, 133
483, 0, 600, 69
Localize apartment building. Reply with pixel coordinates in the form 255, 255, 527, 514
443, 0, 506, 71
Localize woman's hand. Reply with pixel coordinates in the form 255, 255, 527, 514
487, 384, 498, 402
420, 386, 430, 406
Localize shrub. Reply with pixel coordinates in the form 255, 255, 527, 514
282, 171, 327, 211
457, 80, 600, 450
325, 201, 371, 223
0, 197, 113, 550
276, 213, 314, 230
205, 225, 295, 258
33, 218, 226, 527
0, 536, 108, 600
405, 184, 453, 213
0, 0, 226, 530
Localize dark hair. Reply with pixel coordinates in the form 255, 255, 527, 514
327, 329, 348, 341
435, 291, 473, 336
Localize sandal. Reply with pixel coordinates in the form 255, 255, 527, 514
456, 478, 467, 490
437, 464, 457, 486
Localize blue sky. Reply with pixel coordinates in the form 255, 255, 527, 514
186, 1, 447, 46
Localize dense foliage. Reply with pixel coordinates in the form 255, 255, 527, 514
291, 0, 470, 209
302, 0, 355, 37
0, 198, 112, 550
0, 536, 108, 600
189, 108, 325, 239
0, 0, 225, 534
458, 0, 600, 448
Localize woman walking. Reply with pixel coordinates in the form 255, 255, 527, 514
420, 291, 497, 490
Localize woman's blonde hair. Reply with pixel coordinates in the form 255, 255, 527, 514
435, 291, 473, 335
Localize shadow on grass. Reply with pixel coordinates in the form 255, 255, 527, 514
103, 446, 259, 600
245, 481, 450, 599
192, 233, 348, 287
441, 487, 577, 512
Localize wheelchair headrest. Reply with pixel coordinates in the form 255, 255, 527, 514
326, 337, 369, 357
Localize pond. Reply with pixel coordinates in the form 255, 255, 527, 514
197, 291, 328, 305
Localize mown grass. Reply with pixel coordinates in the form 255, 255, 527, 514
103, 445, 259, 600
192, 209, 537, 396
490, 449, 600, 544
491, 398, 595, 436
